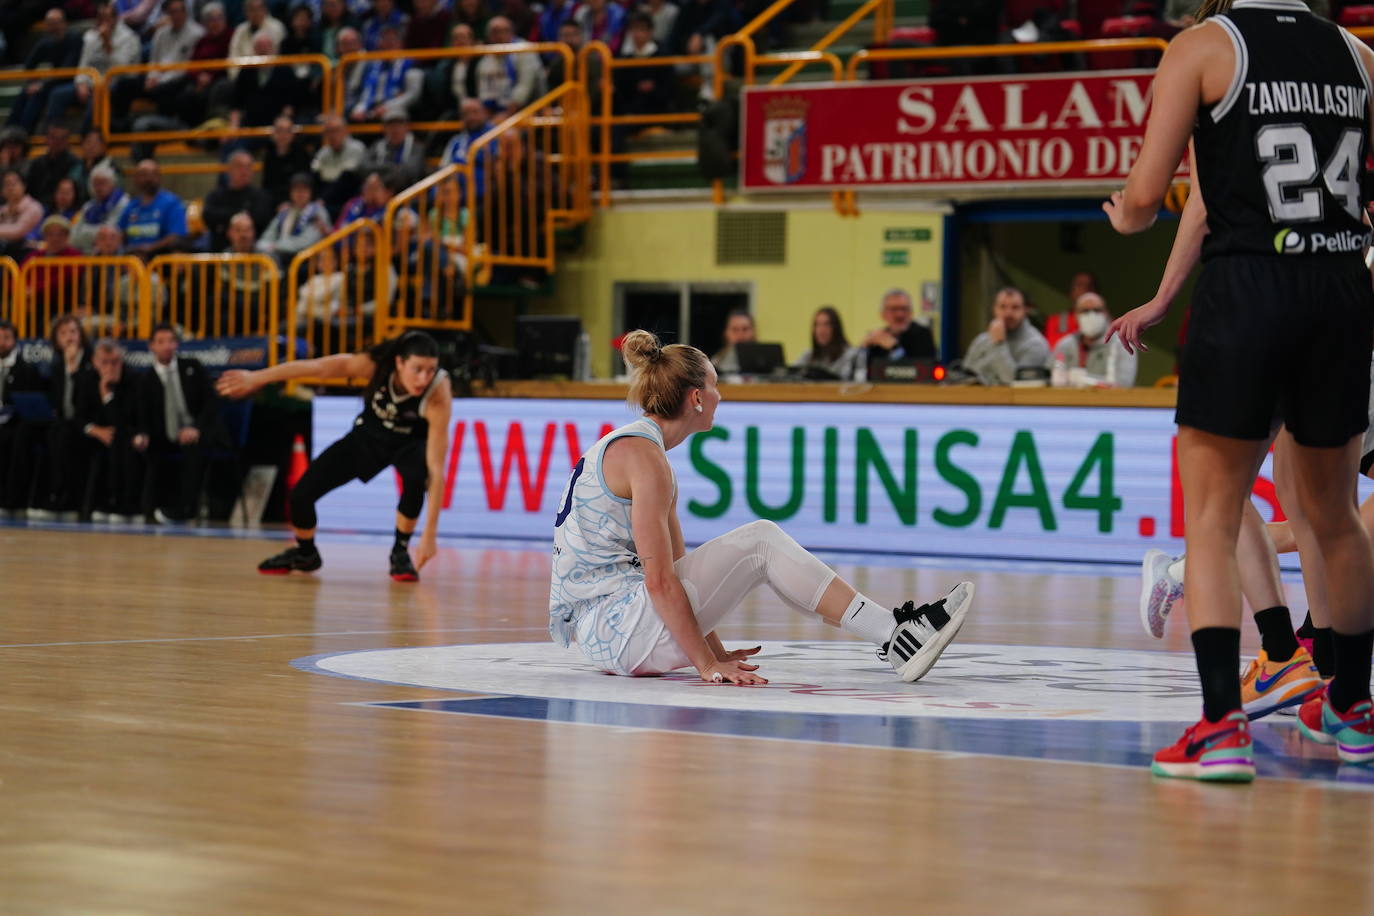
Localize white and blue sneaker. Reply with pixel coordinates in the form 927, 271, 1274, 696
1140, 549, 1183, 639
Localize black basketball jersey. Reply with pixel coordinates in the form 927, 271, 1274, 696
1194, 0, 1372, 261
354, 369, 447, 444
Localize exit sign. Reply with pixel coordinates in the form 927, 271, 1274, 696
884, 228, 932, 243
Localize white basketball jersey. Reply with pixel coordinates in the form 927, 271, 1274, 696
548, 418, 668, 668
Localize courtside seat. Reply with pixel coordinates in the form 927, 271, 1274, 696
888, 26, 935, 46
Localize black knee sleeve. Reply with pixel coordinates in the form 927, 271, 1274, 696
397, 470, 426, 520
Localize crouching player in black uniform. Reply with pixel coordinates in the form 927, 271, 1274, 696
217, 331, 452, 581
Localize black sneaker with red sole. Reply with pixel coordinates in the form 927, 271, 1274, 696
390, 546, 419, 582
258, 545, 323, 575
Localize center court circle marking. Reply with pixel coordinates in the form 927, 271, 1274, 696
298, 641, 1204, 722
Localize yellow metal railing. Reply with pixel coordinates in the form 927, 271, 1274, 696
98, 54, 332, 145
147, 254, 280, 359
382, 80, 591, 332
18, 255, 149, 341
0, 256, 24, 336
771, 0, 892, 85
286, 219, 388, 368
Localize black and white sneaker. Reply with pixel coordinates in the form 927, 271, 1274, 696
879, 581, 975, 683
258, 545, 323, 575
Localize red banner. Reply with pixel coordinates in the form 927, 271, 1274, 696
740, 71, 1172, 192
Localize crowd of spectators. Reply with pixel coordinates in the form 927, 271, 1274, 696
0, 317, 226, 523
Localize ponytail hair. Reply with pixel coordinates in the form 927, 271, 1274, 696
1194, 0, 1233, 19
366, 330, 440, 395
622, 329, 711, 418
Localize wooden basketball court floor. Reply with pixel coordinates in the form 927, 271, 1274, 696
5, 523, 1374, 915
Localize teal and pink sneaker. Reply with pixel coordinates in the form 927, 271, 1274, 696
1297, 690, 1374, 765
1151, 710, 1255, 782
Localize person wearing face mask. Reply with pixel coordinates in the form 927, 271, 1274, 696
1049, 292, 1137, 388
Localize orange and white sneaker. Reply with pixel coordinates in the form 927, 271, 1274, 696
1152, 710, 1254, 782
1240, 649, 1323, 720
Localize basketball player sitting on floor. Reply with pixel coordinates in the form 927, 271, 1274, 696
547, 329, 975, 685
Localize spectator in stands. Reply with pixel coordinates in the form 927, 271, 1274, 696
615, 14, 673, 116
642, 0, 679, 46
262, 116, 314, 203
27, 216, 82, 306
282, 5, 322, 59
73, 166, 130, 253
1049, 292, 1137, 388
173, 2, 234, 131
117, 0, 166, 37
258, 173, 330, 265
26, 124, 81, 209
48, 178, 81, 223
441, 98, 493, 192
203, 150, 275, 250
547, 21, 600, 96
336, 27, 367, 108
501, 0, 538, 45
343, 226, 396, 327
348, 26, 424, 122
577, 0, 628, 53
361, 0, 406, 50
405, 0, 454, 50
6, 9, 82, 134
335, 167, 402, 229
444, 23, 481, 112
453, 0, 491, 47
367, 113, 427, 185
118, 159, 188, 259
0, 318, 45, 515
0, 129, 29, 180
1045, 270, 1097, 348
229, 0, 286, 77
476, 128, 546, 287
319, 0, 358, 62
794, 306, 863, 380
48, 2, 140, 133
77, 131, 116, 191
413, 177, 468, 318
230, 31, 312, 138
111, 0, 204, 130
536, 0, 577, 43
77, 338, 145, 521
296, 244, 344, 332
963, 286, 1051, 386
219, 211, 271, 330
476, 17, 544, 116
711, 310, 756, 374
37, 313, 93, 516
312, 114, 368, 215
0, 170, 44, 258
88, 226, 143, 326
136, 323, 217, 523
861, 288, 936, 371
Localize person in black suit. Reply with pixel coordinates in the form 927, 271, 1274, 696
861, 288, 937, 377
136, 323, 219, 523
37, 314, 93, 515
0, 318, 45, 513
77, 339, 146, 521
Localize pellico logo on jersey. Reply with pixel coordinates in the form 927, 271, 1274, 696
762, 95, 808, 185
1273, 227, 1370, 254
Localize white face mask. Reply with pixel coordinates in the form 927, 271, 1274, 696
1077, 311, 1107, 340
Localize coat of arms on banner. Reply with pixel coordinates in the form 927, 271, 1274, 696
762, 96, 809, 185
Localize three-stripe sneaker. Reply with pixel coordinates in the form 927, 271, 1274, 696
1239, 648, 1324, 719
1296, 689, 1374, 765
879, 581, 975, 683
1151, 710, 1255, 782
1140, 549, 1183, 638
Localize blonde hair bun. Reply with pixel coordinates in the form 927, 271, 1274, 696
620, 329, 663, 370
621, 328, 711, 417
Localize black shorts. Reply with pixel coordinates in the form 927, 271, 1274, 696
334, 427, 427, 484
1177, 255, 1374, 448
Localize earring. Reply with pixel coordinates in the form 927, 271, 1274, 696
695, 403, 703, 413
